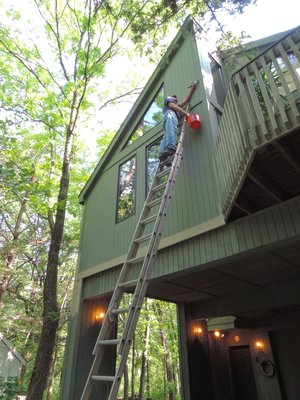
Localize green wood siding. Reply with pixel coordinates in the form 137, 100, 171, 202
78, 26, 220, 273
81, 196, 300, 299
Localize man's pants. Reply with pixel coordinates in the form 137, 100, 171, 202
159, 111, 178, 155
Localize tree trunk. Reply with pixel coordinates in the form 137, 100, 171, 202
131, 334, 135, 399
27, 128, 74, 400
139, 300, 150, 400
146, 361, 150, 400
124, 364, 129, 400
45, 332, 59, 400
157, 303, 175, 400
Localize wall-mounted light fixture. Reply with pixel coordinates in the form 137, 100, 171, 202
95, 310, 106, 323
255, 341, 264, 350
194, 326, 203, 338
234, 335, 240, 343
254, 339, 275, 377
213, 330, 225, 339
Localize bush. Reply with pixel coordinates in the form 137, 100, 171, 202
0, 377, 25, 400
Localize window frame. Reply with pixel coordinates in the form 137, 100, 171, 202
123, 85, 164, 149
116, 155, 137, 223
145, 138, 161, 197
209, 52, 226, 108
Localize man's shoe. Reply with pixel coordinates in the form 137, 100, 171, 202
166, 148, 176, 156
161, 154, 174, 167
159, 152, 168, 162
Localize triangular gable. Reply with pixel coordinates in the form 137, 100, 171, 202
79, 16, 195, 204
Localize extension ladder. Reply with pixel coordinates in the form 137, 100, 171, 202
80, 115, 189, 400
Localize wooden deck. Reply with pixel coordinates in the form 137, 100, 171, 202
213, 26, 300, 220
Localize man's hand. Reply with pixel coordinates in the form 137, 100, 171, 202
188, 80, 199, 88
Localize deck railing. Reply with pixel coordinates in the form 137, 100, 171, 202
214, 26, 300, 218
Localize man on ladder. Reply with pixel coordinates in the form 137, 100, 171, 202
159, 80, 199, 165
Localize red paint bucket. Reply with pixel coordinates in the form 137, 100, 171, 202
187, 114, 201, 130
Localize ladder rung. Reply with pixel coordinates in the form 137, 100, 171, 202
127, 255, 144, 264
118, 279, 138, 289
140, 214, 158, 225
157, 167, 171, 179
111, 307, 130, 315
147, 197, 163, 208
97, 339, 120, 346
151, 181, 167, 193
134, 233, 152, 244
91, 375, 115, 382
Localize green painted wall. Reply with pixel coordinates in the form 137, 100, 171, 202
78, 25, 220, 274
81, 196, 300, 299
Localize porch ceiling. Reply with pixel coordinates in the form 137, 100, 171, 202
146, 238, 300, 310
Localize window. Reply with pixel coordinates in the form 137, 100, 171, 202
146, 141, 160, 193
125, 87, 164, 147
117, 156, 136, 222
209, 54, 226, 107
277, 51, 300, 93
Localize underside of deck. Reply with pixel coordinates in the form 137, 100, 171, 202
229, 127, 300, 220
146, 234, 300, 329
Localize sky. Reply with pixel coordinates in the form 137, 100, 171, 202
219, 0, 299, 41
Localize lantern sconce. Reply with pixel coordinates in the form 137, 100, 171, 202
194, 326, 203, 339
214, 330, 225, 339
255, 341, 264, 350
95, 310, 106, 324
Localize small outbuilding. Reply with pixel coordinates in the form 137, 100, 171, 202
0, 332, 25, 380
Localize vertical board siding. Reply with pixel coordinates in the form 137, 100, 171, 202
82, 197, 300, 299
80, 167, 139, 271
79, 30, 220, 273
72, 297, 115, 400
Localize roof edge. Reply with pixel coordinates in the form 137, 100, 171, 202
220, 25, 299, 58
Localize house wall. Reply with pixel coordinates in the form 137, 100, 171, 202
71, 297, 115, 400
81, 196, 300, 299
62, 22, 300, 400
270, 328, 300, 400
78, 24, 220, 275
184, 303, 284, 400
182, 305, 214, 400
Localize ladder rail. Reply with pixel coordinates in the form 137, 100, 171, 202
96, 155, 171, 320
105, 120, 187, 400
90, 162, 171, 356
117, 119, 187, 356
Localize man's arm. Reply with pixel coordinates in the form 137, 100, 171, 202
178, 82, 198, 108
168, 102, 190, 118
